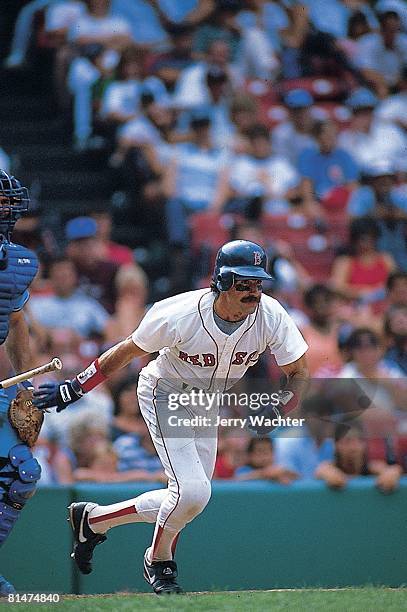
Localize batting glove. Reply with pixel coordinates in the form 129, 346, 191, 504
33, 379, 83, 412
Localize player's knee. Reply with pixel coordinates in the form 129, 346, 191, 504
180, 479, 211, 519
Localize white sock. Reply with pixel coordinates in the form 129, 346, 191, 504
88, 489, 167, 534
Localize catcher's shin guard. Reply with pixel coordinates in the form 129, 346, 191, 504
0, 444, 41, 546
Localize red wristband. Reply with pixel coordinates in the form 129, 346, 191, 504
75, 359, 107, 393
278, 390, 299, 417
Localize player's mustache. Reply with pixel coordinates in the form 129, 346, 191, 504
241, 296, 261, 303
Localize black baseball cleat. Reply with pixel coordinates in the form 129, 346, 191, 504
143, 550, 183, 595
68, 502, 107, 575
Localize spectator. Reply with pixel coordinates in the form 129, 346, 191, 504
69, 0, 133, 50
348, 161, 407, 218
193, 0, 241, 61
386, 271, 407, 308
99, 46, 146, 126
73, 439, 165, 482
149, 23, 196, 92
4, 0, 54, 69
331, 217, 396, 304
237, 0, 289, 53
339, 327, 405, 383
66, 0, 135, 149
227, 94, 259, 154
316, 423, 402, 492
105, 264, 148, 343
348, 162, 407, 270
90, 209, 134, 265
114, 99, 176, 174
235, 437, 298, 484
298, 120, 358, 208
338, 10, 372, 64
65, 216, 120, 314
110, 377, 146, 441
301, 0, 378, 40
163, 109, 230, 288
113, 432, 165, 481
271, 89, 316, 165
338, 88, 407, 171
29, 256, 109, 340
228, 124, 301, 216
375, 65, 407, 131
355, 9, 407, 98
300, 285, 343, 377
173, 38, 241, 109
68, 42, 118, 150
45, 0, 87, 46
274, 396, 335, 480
214, 431, 249, 479
383, 305, 407, 375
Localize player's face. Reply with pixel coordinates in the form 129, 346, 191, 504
230, 279, 262, 314
0, 195, 12, 218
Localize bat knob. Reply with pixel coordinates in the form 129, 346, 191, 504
52, 358, 63, 371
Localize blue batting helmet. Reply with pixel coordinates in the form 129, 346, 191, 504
213, 240, 273, 291
0, 170, 30, 238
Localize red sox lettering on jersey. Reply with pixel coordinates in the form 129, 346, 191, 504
132, 289, 308, 392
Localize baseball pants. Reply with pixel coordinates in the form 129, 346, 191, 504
88, 375, 218, 560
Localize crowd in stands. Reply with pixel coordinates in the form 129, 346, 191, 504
1, 0, 407, 490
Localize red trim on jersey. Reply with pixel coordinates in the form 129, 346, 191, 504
76, 358, 107, 393
89, 505, 136, 525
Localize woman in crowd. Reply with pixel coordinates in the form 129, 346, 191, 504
331, 217, 396, 305
316, 423, 402, 492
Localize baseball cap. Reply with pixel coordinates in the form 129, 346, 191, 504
346, 88, 378, 110
65, 216, 97, 241
284, 89, 314, 109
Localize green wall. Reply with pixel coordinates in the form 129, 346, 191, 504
3, 478, 407, 594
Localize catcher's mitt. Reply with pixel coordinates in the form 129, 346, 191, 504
8, 389, 44, 447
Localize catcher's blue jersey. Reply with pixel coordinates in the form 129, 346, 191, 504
0, 242, 38, 453
0, 243, 38, 345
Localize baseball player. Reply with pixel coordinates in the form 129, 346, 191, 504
0, 171, 40, 596
34, 240, 309, 595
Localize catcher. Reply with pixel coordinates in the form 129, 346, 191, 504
0, 170, 40, 596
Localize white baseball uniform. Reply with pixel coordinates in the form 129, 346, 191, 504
88, 288, 308, 558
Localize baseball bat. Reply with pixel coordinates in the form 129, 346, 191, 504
0, 358, 63, 389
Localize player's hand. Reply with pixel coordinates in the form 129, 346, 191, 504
33, 379, 83, 412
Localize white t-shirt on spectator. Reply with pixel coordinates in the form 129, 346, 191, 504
45, 1, 87, 32
171, 142, 230, 208
173, 62, 242, 109
356, 32, 407, 86
375, 92, 407, 128
338, 119, 407, 171
230, 154, 300, 214
118, 115, 174, 165
69, 13, 132, 42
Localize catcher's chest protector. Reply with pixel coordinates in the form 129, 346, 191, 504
0, 243, 38, 344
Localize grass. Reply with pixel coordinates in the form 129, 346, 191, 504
2, 587, 407, 611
